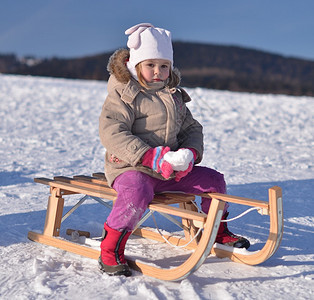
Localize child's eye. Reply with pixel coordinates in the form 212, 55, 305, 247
161, 64, 169, 69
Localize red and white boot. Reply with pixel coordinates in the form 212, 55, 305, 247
98, 223, 132, 276
215, 212, 250, 249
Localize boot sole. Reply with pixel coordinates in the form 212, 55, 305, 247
98, 257, 132, 277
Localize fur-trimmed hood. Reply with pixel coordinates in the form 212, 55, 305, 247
107, 49, 181, 88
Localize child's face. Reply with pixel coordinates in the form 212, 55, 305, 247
140, 59, 171, 83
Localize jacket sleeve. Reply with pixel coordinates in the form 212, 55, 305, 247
99, 89, 150, 166
177, 106, 204, 164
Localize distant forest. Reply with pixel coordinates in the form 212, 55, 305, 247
1, 41, 314, 96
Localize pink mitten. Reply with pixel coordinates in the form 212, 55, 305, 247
175, 161, 193, 182
142, 146, 173, 179
174, 148, 197, 182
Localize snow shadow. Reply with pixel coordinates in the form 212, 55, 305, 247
0, 171, 33, 187
0, 201, 110, 247
0, 178, 313, 269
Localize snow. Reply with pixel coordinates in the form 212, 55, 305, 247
0, 74, 313, 299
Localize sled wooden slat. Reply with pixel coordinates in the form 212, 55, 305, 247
28, 173, 283, 281
35, 177, 117, 200
73, 175, 109, 185
53, 176, 117, 198
54, 176, 110, 187
92, 172, 107, 179
201, 192, 269, 210
34, 177, 54, 185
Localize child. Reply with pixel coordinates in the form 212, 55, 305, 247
98, 23, 250, 277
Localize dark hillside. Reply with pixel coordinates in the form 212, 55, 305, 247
1, 42, 313, 96
173, 42, 314, 95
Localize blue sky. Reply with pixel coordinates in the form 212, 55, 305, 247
1, 0, 314, 60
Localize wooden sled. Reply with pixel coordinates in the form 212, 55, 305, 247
28, 173, 283, 281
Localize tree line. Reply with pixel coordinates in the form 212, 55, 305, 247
1, 41, 313, 96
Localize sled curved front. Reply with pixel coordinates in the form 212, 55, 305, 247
209, 186, 283, 265
127, 198, 226, 281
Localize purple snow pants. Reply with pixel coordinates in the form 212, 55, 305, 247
106, 166, 227, 231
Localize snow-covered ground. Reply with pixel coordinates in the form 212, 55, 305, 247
0, 74, 313, 299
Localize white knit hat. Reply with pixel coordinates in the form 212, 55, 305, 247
125, 23, 173, 78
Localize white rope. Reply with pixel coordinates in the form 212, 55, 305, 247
150, 201, 260, 248
195, 198, 260, 223
220, 207, 260, 222
151, 213, 203, 249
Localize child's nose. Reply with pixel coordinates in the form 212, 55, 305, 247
154, 66, 161, 74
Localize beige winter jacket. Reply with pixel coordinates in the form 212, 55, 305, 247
99, 49, 204, 186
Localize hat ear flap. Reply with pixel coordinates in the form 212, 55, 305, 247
125, 23, 154, 49
125, 23, 153, 35
126, 27, 146, 49
127, 31, 141, 49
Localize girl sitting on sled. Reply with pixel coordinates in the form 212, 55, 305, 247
98, 23, 250, 277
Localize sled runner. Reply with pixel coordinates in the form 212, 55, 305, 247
28, 173, 283, 281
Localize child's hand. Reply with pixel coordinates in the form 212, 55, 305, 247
174, 161, 194, 182
142, 146, 173, 179
163, 148, 197, 182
